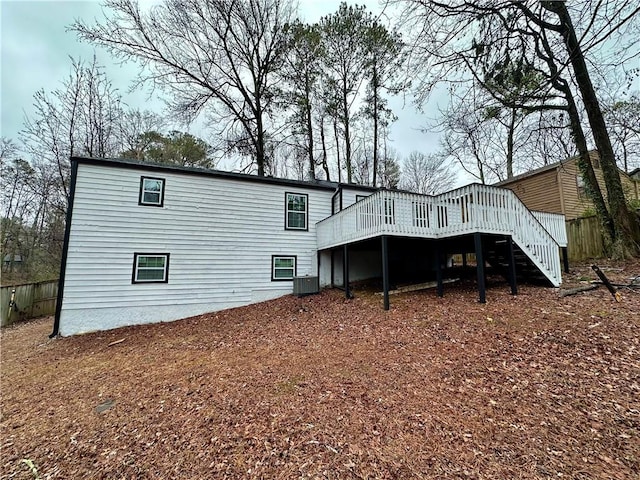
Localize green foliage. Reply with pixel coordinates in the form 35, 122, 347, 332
122, 131, 215, 169
281, 20, 325, 178
579, 206, 597, 218
318, 2, 372, 183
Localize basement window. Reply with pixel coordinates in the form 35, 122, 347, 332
132, 253, 170, 283
285, 192, 308, 230
139, 177, 165, 206
272, 255, 296, 281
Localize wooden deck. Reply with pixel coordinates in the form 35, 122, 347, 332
316, 184, 567, 287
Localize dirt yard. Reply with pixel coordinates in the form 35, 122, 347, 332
1, 261, 639, 479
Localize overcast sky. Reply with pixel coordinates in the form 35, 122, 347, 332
0, 0, 443, 162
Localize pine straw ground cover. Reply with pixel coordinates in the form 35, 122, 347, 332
1, 261, 639, 479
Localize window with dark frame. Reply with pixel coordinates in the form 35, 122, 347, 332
285, 192, 308, 230
272, 255, 296, 281
132, 253, 170, 283
139, 177, 165, 206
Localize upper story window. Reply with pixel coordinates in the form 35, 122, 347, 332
285, 192, 308, 230
576, 174, 586, 200
139, 176, 165, 207
132, 253, 170, 283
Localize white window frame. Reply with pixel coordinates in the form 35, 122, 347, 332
132, 253, 170, 283
285, 192, 308, 230
576, 174, 586, 199
139, 176, 165, 207
271, 255, 297, 281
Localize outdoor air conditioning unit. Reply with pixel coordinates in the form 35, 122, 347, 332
293, 276, 319, 297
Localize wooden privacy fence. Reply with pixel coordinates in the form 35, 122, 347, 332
566, 216, 604, 261
1, 279, 58, 327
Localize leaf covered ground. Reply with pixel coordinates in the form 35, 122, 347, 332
1, 261, 639, 479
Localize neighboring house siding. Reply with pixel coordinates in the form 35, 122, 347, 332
501, 168, 563, 215
557, 159, 588, 220
559, 158, 639, 219
59, 163, 334, 335
499, 153, 639, 220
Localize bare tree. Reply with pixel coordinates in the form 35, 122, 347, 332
1, 140, 62, 282
118, 109, 164, 161
519, 110, 576, 169
438, 88, 507, 184
22, 56, 123, 204
73, 0, 295, 176
539, 0, 640, 254
401, 151, 455, 195
603, 94, 640, 173
394, 0, 640, 256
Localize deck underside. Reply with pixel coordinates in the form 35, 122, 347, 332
321, 232, 568, 309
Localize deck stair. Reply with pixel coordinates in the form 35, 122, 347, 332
484, 238, 550, 285
317, 183, 567, 287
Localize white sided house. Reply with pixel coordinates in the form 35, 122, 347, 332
52, 157, 568, 336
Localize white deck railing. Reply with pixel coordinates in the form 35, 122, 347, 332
532, 211, 568, 247
316, 184, 565, 286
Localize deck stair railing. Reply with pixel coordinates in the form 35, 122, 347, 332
531, 211, 567, 247
316, 183, 564, 286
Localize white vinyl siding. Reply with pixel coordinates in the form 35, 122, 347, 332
341, 187, 374, 210
59, 164, 334, 335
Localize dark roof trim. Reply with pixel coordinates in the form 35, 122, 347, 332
494, 160, 567, 186
72, 156, 379, 193
495, 150, 634, 187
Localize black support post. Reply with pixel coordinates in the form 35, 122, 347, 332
381, 235, 390, 310
330, 250, 335, 287
474, 233, 486, 304
435, 241, 444, 298
343, 244, 351, 299
561, 247, 569, 273
506, 235, 518, 295
462, 253, 467, 268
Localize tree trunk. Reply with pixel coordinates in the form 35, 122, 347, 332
334, 118, 342, 183
255, 89, 266, 176
543, 1, 640, 256
342, 78, 352, 183
319, 119, 330, 181
561, 82, 615, 244
304, 77, 315, 180
372, 62, 379, 187
506, 108, 515, 179
255, 114, 266, 177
